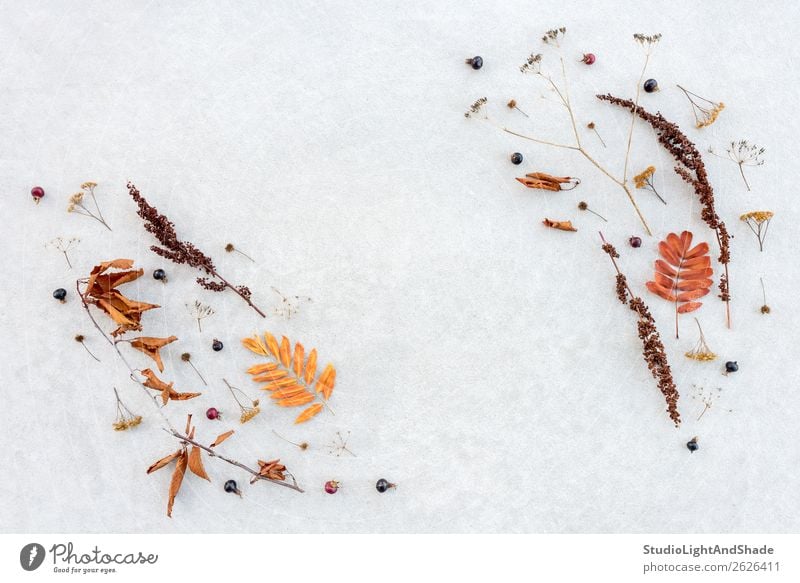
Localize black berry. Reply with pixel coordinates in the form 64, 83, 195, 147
212, 339, 224, 352
224, 479, 241, 496
725, 361, 738, 373
376, 478, 395, 493
686, 438, 699, 453
53, 288, 67, 301
510, 152, 523, 165
629, 236, 642, 248
643, 78, 658, 93
153, 268, 167, 281
466, 56, 483, 70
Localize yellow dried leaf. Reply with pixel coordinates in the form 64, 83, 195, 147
293, 342, 304, 377
279, 336, 291, 367
264, 332, 280, 359
294, 403, 323, 424
304, 349, 317, 384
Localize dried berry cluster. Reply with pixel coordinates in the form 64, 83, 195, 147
597, 95, 732, 327
602, 239, 680, 426
127, 182, 264, 317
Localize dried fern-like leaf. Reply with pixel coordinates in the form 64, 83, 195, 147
295, 403, 323, 424
645, 231, 713, 338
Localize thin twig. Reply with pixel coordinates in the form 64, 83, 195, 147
166, 429, 304, 493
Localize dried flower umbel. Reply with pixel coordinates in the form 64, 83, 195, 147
128, 183, 266, 317
223, 378, 261, 424
271, 287, 312, 320
47, 237, 80, 269
740, 211, 773, 252
469, 30, 662, 235
113, 387, 142, 431
633, 166, 666, 205
598, 95, 733, 328
578, 201, 607, 222
685, 319, 716, 361
600, 234, 680, 426
328, 431, 356, 457
676, 85, 724, 128
186, 300, 215, 332
691, 385, 724, 421
708, 140, 765, 192
68, 182, 112, 231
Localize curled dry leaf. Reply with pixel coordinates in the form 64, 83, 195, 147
167, 451, 188, 518
81, 259, 160, 336
543, 218, 577, 232
141, 368, 201, 405
516, 172, 580, 191
146, 450, 182, 474
188, 446, 210, 481
210, 430, 235, 447
251, 459, 287, 484
645, 231, 713, 338
129, 335, 178, 372
242, 332, 336, 422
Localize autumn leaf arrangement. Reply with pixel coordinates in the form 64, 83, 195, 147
76, 257, 304, 516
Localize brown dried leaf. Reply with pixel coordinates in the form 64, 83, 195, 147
146, 450, 181, 474
129, 335, 178, 372
210, 430, 235, 447
294, 403, 323, 424
542, 218, 577, 232
167, 451, 188, 517
188, 446, 210, 481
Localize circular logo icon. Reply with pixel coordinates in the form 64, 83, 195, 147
20, 543, 46, 571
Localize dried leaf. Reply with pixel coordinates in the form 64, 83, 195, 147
304, 349, 318, 384
542, 218, 577, 232
129, 335, 178, 372
188, 446, 210, 481
315, 364, 336, 400
242, 335, 268, 356
279, 336, 291, 367
646, 231, 713, 338
292, 342, 305, 377
146, 450, 181, 474
167, 451, 188, 517
246, 362, 278, 375
264, 332, 280, 359
210, 430, 235, 447
295, 403, 323, 424
141, 369, 201, 405
276, 392, 315, 407
253, 370, 289, 383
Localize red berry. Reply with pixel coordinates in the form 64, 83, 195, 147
581, 53, 596, 65
31, 186, 45, 204
206, 407, 220, 420
324, 480, 340, 494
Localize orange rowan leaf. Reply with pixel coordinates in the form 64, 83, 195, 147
294, 403, 323, 424
279, 336, 291, 367
293, 342, 304, 377
242, 335, 268, 356
646, 231, 713, 338
264, 333, 280, 359
304, 349, 317, 384
247, 362, 278, 375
